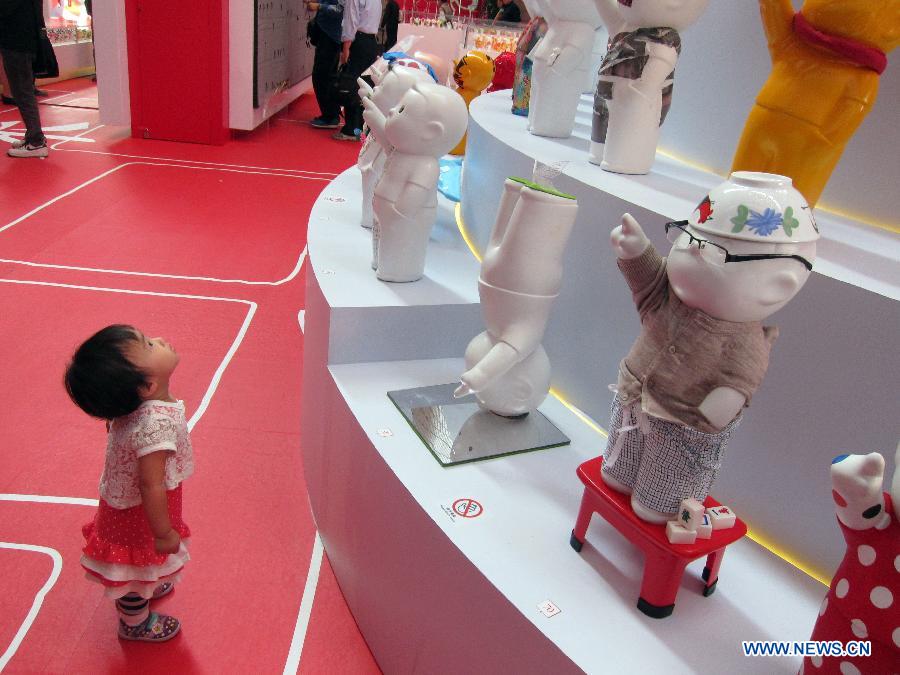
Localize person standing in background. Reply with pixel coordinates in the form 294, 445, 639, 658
85, 0, 96, 81
494, 0, 520, 24
307, 0, 345, 129
333, 0, 381, 141
0, 0, 49, 158
380, 0, 400, 52
0, 54, 13, 105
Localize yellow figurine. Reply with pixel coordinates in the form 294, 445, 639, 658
450, 51, 495, 156
731, 0, 900, 207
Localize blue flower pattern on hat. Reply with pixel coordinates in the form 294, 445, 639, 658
730, 204, 798, 237
745, 208, 782, 236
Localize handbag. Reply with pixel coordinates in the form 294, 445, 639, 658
33, 28, 59, 79
331, 65, 361, 108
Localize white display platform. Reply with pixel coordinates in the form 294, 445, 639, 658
461, 90, 900, 577
302, 168, 825, 673
307, 167, 483, 364
464, 91, 899, 301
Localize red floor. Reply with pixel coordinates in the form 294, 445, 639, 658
0, 78, 380, 674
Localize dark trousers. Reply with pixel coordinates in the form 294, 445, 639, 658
312, 36, 341, 121
1, 48, 45, 145
384, 26, 398, 51
341, 32, 379, 136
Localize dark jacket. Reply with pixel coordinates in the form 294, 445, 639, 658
0, 0, 44, 54
315, 0, 344, 45
381, 0, 399, 31
497, 3, 521, 23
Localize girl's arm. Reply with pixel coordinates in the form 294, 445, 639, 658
138, 451, 180, 554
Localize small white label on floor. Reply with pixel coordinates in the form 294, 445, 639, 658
538, 600, 561, 618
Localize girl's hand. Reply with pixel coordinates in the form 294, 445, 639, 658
154, 529, 181, 554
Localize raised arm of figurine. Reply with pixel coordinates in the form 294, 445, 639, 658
591, 0, 625, 35
610, 213, 650, 259
630, 41, 679, 96
758, 0, 795, 53
358, 76, 375, 101
455, 341, 520, 398
361, 96, 387, 138
893, 443, 900, 520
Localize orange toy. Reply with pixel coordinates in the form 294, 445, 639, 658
450, 50, 495, 156
731, 0, 900, 206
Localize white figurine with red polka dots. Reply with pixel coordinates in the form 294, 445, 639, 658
803, 450, 899, 674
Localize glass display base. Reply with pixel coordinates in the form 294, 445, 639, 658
387, 383, 570, 466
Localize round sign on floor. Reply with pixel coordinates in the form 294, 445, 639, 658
452, 498, 483, 518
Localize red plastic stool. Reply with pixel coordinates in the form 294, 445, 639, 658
570, 456, 747, 619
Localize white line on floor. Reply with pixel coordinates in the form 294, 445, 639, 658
297, 310, 305, 333
0, 494, 98, 506
1, 162, 328, 240
0, 159, 313, 284
49, 122, 104, 149
0, 278, 257, 435
283, 532, 324, 674
187, 300, 257, 432
51, 139, 340, 177
0, 543, 63, 673
0, 244, 307, 287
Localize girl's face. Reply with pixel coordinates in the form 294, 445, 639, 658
125, 328, 180, 383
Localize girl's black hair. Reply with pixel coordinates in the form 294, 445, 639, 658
64, 324, 148, 420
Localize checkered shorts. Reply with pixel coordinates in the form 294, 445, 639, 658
601, 394, 741, 515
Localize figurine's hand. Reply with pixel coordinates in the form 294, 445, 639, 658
892, 442, 900, 520
453, 382, 473, 398
698, 387, 746, 430
361, 97, 384, 133
358, 77, 374, 100
455, 342, 520, 396
610, 213, 650, 259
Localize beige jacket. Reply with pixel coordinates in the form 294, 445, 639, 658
616, 246, 778, 433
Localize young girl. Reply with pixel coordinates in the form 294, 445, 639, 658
64, 324, 194, 642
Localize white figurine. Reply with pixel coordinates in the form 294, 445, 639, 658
602, 172, 818, 523
357, 62, 436, 230
362, 81, 468, 283
589, 0, 709, 174
455, 176, 578, 416
527, 0, 600, 139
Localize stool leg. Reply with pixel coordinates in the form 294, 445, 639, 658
637, 551, 689, 619
570, 489, 595, 552
702, 547, 725, 597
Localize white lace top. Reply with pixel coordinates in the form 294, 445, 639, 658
99, 400, 195, 509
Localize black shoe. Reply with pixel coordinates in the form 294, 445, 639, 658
34, 88, 48, 97
310, 116, 341, 129
1, 94, 14, 105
